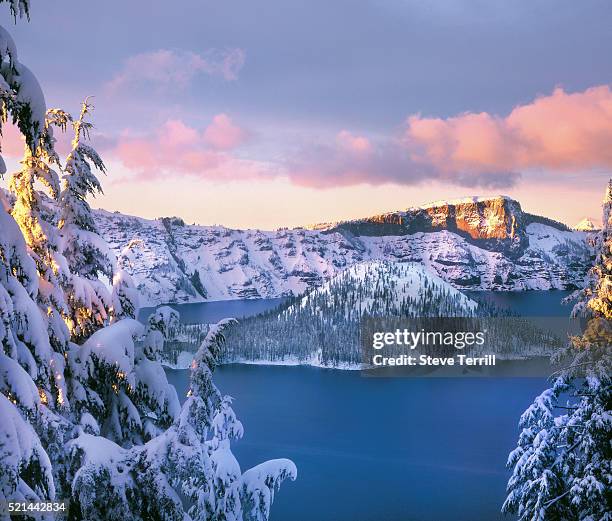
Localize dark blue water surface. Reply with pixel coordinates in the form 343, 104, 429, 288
140, 297, 287, 324
145, 290, 573, 325
164, 291, 571, 521
167, 366, 547, 521
467, 290, 574, 317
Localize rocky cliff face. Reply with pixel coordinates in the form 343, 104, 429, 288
94, 196, 594, 305
327, 196, 567, 257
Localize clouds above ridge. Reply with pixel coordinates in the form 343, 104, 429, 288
285, 130, 519, 189
106, 115, 272, 182
106, 48, 246, 92
285, 84, 612, 189
406, 85, 612, 177
3, 84, 606, 192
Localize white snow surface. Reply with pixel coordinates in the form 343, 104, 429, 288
80, 319, 143, 380
14, 63, 46, 138
0, 394, 55, 501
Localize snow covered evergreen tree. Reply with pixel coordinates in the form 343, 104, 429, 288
586, 179, 612, 318
0, 175, 66, 510
570, 179, 612, 319
1, 4, 295, 519
111, 243, 141, 322
9, 114, 71, 354
177, 320, 296, 521
58, 99, 110, 279
503, 180, 612, 521
0, 5, 73, 506
58, 99, 114, 342
111, 269, 139, 322
3, 14, 70, 409
68, 319, 296, 521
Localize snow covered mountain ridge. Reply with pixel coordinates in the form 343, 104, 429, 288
94, 195, 594, 305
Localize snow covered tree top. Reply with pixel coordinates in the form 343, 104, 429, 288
0, 25, 17, 62
1, 0, 29, 20
604, 178, 612, 230
0, 17, 47, 166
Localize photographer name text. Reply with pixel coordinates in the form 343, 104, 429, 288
370, 328, 495, 367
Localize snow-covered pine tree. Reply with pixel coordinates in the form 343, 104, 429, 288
58, 99, 115, 342
0, 0, 29, 20
67, 305, 182, 450
68, 319, 296, 521
111, 269, 139, 322
503, 180, 612, 521
176, 319, 296, 520
3, 23, 71, 414
0, 184, 65, 510
570, 179, 612, 319
0, 3, 75, 507
111, 243, 141, 322
9, 110, 73, 355
1, 3, 295, 518
586, 179, 612, 318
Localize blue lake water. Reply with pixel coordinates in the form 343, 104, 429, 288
467, 290, 574, 317
166, 366, 547, 521
144, 290, 574, 325
164, 291, 573, 521
140, 296, 287, 324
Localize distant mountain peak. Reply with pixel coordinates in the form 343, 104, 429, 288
574, 217, 599, 232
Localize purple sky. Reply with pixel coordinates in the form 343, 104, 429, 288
3, 0, 612, 228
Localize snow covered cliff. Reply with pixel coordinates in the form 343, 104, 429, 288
94, 196, 593, 305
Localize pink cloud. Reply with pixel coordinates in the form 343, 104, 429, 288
107, 115, 264, 182
203, 114, 247, 150
0, 122, 73, 162
0, 123, 27, 158
106, 48, 246, 92
336, 130, 373, 154
1, 114, 256, 183
286, 84, 612, 189
286, 126, 517, 189
5, 84, 608, 193
406, 85, 612, 175
286, 131, 427, 189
